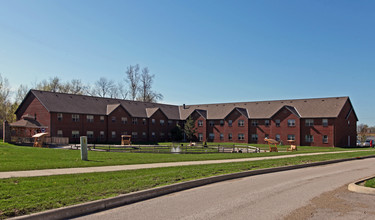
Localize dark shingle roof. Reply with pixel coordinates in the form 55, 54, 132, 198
23, 90, 354, 121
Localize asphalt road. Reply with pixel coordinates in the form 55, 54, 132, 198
75, 158, 375, 220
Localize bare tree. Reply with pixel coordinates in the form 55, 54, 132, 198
0, 74, 13, 124
126, 64, 140, 101
15, 84, 29, 104
137, 67, 163, 102
92, 77, 115, 97
358, 123, 369, 141
35, 77, 62, 92
117, 82, 128, 99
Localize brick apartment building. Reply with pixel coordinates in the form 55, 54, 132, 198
14, 90, 358, 147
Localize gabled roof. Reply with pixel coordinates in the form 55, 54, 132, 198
24, 90, 181, 119
270, 105, 301, 118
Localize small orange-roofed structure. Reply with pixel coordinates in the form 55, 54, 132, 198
287, 140, 297, 151
121, 135, 132, 145
264, 138, 279, 152
32, 132, 48, 147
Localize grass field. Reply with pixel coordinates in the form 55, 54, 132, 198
0, 142, 369, 171
364, 177, 375, 188
1, 150, 374, 218
0, 142, 368, 172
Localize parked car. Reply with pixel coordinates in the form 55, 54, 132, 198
362, 139, 374, 147
357, 140, 362, 147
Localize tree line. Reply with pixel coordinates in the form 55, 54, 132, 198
357, 123, 375, 141
0, 64, 163, 127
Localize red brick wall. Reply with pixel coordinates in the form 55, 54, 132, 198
300, 118, 334, 146
334, 100, 357, 147
148, 110, 172, 142
18, 96, 51, 134
268, 108, 300, 145
190, 112, 206, 142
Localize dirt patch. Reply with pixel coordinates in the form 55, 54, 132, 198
284, 185, 375, 220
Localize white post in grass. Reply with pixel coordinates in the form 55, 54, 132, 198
80, 136, 88, 161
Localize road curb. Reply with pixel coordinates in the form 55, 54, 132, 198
348, 175, 375, 195
11, 155, 375, 220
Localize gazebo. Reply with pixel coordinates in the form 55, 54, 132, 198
10, 114, 48, 143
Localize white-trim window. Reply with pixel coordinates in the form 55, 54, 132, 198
87, 131, 94, 139
100, 131, 105, 139
87, 115, 94, 123
72, 114, 79, 122
198, 133, 203, 141
322, 119, 328, 127
132, 132, 138, 139
57, 130, 63, 137
112, 116, 116, 122
275, 119, 280, 127
57, 113, 63, 121
143, 118, 147, 125
198, 120, 203, 127
305, 119, 314, 126
111, 131, 116, 138
251, 134, 258, 141
122, 117, 128, 124
100, 116, 105, 122
228, 133, 233, 140
288, 119, 295, 127
287, 134, 295, 141
238, 120, 245, 127
323, 135, 328, 143
275, 134, 280, 141
220, 133, 224, 140
265, 120, 270, 126
251, 120, 258, 126
220, 120, 224, 126
72, 130, 79, 138
132, 118, 138, 125
152, 119, 155, 125
142, 132, 146, 137
209, 121, 214, 127
305, 134, 314, 142
168, 120, 172, 126
160, 132, 165, 138
228, 120, 233, 127
151, 132, 156, 138
209, 133, 215, 140
238, 133, 245, 140
160, 120, 165, 126
265, 134, 269, 139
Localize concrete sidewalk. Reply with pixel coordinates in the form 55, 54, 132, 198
1, 150, 372, 179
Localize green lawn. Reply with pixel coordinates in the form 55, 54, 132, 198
1, 150, 374, 218
0, 142, 369, 172
364, 177, 375, 188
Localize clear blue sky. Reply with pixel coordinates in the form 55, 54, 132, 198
0, 0, 374, 125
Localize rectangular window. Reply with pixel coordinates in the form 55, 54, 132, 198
251, 134, 258, 141
122, 117, 127, 124
209, 121, 214, 127
121, 131, 128, 135
228, 133, 233, 140
265, 120, 270, 126
275, 119, 280, 127
220, 120, 224, 126
160, 132, 165, 138
72, 114, 79, 122
168, 132, 172, 138
198, 133, 203, 141
323, 135, 328, 143
322, 119, 328, 127
72, 130, 79, 138
275, 134, 281, 141
209, 133, 215, 140
305, 135, 314, 143
100, 116, 104, 122
142, 132, 146, 137
132, 132, 137, 139
238, 133, 245, 140
228, 120, 233, 127
168, 120, 172, 126
112, 116, 116, 122
132, 118, 138, 125
238, 120, 245, 127
87, 115, 94, 123
57, 130, 63, 137
265, 134, 269, 139
143, 118, 147, 125
151, 132, 155, 138
160, 120, 165, 126
220, 133, 224, 140
152, 119, 155, 125
87, 131, 94, 139
57, 113, 63, 121
198, 120, 203, 127
251, 120, 258, 126
305, 119, 314, 126
112, 131, 116, 138
100, 131, 105, 139
288, 119, 295, 127
287, 134, 295, 141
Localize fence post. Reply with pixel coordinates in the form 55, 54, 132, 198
80, 136, 88, 161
